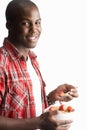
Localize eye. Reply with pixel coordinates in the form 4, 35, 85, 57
35, 20, 41, 26
20, 21, 30, 27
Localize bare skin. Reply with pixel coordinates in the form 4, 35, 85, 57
0, 0, 78, 130
48, 83, 78, 103
0, 111, 73, 130
7, 2, 41, 60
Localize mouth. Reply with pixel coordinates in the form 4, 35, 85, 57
27, 35, 38, 42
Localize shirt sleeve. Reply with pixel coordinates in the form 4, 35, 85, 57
0, 67, 6, 105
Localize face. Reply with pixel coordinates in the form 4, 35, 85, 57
9, 6, 42, 49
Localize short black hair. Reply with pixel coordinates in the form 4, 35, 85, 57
5, 0, 38, 22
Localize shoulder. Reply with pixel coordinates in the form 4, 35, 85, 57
0, 46, 8, 65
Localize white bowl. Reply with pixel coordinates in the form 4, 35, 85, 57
44, 104, 75, 121
54, 110, 74, 120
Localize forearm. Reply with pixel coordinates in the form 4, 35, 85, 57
0, 116, 40, 130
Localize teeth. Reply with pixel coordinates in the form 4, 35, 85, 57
29, 36, 36, 40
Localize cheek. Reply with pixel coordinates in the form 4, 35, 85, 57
15, 29, 27, 40
19, 28, 29, 35
16, 25, 28, 34
39, 26, 42, 33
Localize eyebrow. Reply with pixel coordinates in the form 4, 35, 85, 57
21, 18, 41, 22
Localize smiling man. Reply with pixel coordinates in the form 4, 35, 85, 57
6, 0, 42, 59
0, 0, 78, 130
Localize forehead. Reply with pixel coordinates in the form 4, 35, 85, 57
14, 5, 41, 21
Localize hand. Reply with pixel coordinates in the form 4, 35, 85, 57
39, 110, 73, 130
48, 83, 78, 103
56, 119, 72, 130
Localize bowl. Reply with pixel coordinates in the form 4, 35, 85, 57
44, 104, 75, 120
54, 110, 74, 120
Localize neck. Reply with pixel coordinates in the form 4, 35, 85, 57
17, 47, 30, 60
7, 37, 30, 60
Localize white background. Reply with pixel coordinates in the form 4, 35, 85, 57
0, 0, 87, 130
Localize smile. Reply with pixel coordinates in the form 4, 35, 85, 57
29, 36, 37, 40
27, 36, 38, 42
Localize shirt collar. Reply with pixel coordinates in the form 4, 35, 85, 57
3, 38, 37, 61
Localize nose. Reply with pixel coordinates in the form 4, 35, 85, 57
29, 23, 36, 33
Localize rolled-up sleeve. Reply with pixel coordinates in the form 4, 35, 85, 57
0, 67, 6, 105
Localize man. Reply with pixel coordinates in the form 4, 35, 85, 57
0, 0, 78, 130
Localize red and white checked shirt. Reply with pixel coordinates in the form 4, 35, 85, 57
0, 39, 48, 119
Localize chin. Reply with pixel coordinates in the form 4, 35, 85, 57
23, 41, 35, 48
28, 44, 37, 49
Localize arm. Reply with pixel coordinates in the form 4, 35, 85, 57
0, 111, 73, 130
0, 116, 40, 130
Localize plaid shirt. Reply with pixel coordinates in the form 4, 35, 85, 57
0, 39, 48, 119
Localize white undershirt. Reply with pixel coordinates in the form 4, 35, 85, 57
26, 56, 42, 116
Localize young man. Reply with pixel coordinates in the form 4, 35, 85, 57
0, 0, 78, 130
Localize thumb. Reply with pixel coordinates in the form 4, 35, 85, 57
50, 110, 59, 116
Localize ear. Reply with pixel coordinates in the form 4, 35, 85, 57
6, 20, 13, 30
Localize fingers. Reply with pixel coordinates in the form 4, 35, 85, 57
56, 94, 73, 102
56, 123, 71, 130
40, 111, 73, 130
70, 88, 79, 97
50, 110, 58, 116
56, 120, 73, 130
58, 87, 78, 102
57, 119, 73, 126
